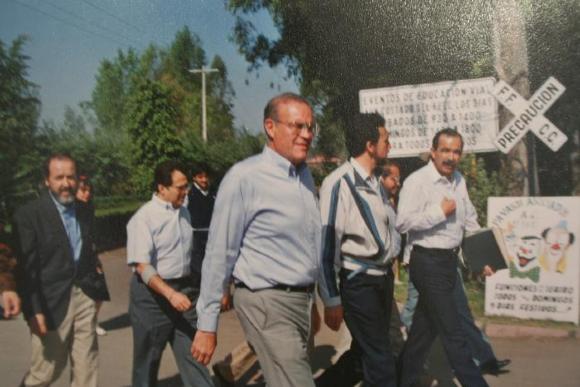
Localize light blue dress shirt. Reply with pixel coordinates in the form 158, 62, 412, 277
50, 193, 82, 262
197, 146, 323, 332
126, 194, 193, 279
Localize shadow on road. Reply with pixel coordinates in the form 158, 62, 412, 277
100, 313, 131, 331
310, 344, 337, 375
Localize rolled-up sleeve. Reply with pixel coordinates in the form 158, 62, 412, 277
126, 211, 154, 266
196, 168, 247, 332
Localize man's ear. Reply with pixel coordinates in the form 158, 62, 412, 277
365, 140, 375, 155
264, 118, 276, 140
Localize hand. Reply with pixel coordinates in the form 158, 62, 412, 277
168, 291, 192, 312
191, 330, 217, 365
28, 313, 47, 336
96, 266, 104, 274
311, 302, 321, 335
324, 305, 344, 331
2, 291, 21, 318
220, 290, 232, 312
482, 265, 495, 277
441, 197, 456, 217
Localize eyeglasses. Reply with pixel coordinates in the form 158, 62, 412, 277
274, 120, 320, 137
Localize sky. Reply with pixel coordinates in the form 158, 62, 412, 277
0, 0, 298, 133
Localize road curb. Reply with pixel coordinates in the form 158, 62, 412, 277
480, 322, 579, 339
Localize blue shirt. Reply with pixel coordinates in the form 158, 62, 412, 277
50, 193, 82, 262
197, 146, 322, 332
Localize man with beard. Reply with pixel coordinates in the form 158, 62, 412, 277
318, 113, 397, 386
13, 153, 100, 387
396, 129, 489, 387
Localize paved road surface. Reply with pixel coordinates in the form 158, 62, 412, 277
1, 248, 578, 386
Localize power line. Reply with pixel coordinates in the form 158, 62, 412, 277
79, 0, 146, 36
12, 0, 128, 47
44, 0, 140, 47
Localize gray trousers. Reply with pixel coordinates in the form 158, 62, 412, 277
129, 275, 213, 387
234, 287, 315, 387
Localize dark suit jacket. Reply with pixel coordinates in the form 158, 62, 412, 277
13, 191, 99, 330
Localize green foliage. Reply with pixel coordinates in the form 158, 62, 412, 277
124, 79, 185, 196
0, 35, 41, 222
459, 154, 507, 227
91, 48, 141, 135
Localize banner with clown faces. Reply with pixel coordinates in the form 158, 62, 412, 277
485, 197, 579, 324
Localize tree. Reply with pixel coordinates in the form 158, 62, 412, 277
228, 0, 579, 195
91, 48, 141, 137
0, 36, 40, 222
524, 0, 580, 195
124, 79, 185, 196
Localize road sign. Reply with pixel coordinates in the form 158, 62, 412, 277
493, 77, 568, 153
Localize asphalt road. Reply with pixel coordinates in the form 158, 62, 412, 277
1, 248, 579, 387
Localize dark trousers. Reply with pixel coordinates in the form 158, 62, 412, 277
315, 300, 404, 387
340, 268, 397, 387
129, 275, 213, 387
398, 247, 488, 387
455, 269, 496, 365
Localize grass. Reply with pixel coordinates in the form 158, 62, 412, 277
95, 200, 143, 217
394, 267, 577, 331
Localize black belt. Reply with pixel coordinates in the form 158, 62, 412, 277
235, 282, 314, 293
413, 245, 460, 256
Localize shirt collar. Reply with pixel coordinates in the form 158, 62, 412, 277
349, 157, 380, 192
263, 145, 305, 177
426, 160, 459, 187
49, 191, 75, 214
151, 193, 179, 212
349, 158, 372, 181
193, 182, 209, 196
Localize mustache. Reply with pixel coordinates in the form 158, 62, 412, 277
443, 160, 456, 166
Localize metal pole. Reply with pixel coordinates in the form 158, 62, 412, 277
188, 67, 218, 143
201, 69, 207, 142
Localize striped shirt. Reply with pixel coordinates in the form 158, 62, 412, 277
319, 159, 394, 307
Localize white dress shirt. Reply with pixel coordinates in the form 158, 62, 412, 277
396, 161, 480, 250
126, 194, 193, 279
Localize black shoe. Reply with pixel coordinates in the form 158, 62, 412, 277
479, 358, 511, 376
212, 364, 235, 387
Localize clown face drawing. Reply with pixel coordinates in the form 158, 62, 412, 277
508, 235, 542, 282
540, 221, 575, 273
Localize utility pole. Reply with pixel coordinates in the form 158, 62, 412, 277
188, 67, 219, 143
493, 0, 539, 196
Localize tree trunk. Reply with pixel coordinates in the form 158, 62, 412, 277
493, 0, 538, 196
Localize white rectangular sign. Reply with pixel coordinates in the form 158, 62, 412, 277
486, 197, 580, 324
359, 78, 499, 158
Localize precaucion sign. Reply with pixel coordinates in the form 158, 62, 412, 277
359, 78, 499, 158
485, 197, 579, 324
493, 77, 568, 153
